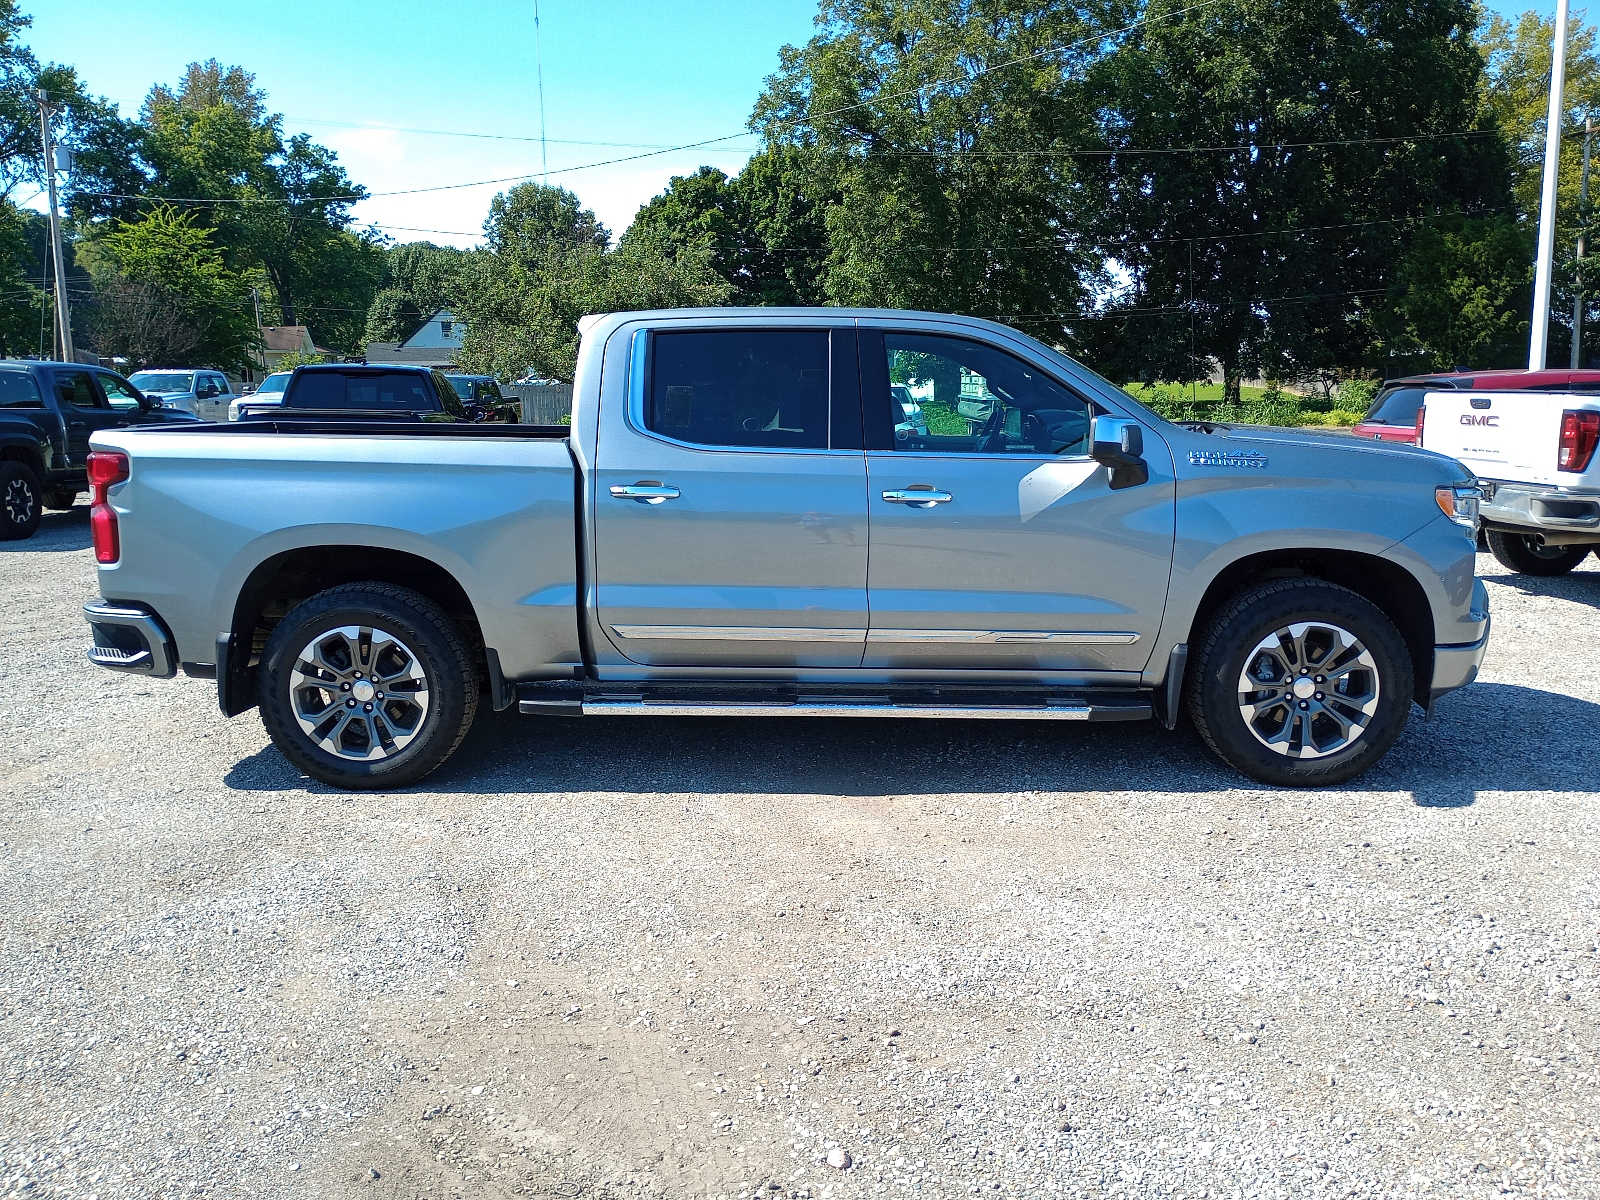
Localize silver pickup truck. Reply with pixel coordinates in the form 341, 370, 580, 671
81, 308, 1490, 790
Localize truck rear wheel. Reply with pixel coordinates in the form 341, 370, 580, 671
0, 461, 43, 540
1485, 529, 1589, 576
257, 583, 478, 790
1187, 579, 1414, 787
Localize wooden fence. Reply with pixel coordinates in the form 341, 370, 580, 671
506, 383, 573, 425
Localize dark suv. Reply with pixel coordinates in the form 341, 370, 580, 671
1353, 368, 1600, 444
0, 360, 200, 540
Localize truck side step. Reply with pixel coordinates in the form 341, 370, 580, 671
515, 681, 1152, 723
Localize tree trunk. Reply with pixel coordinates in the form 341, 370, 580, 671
1223, 366, 1242, 407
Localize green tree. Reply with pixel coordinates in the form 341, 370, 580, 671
750, 0, 1104, 342
456, 187, 731, 383
0, 199, 48, 356
484, 182, 609, 258
1373, 213, 1532, 371
364, 242, 472, 343
621, 150, 835, 305
1478, 10, 1600, 363
79, 205, 256, 371
1089, 0, 1513, 398
132, 62, 383, 353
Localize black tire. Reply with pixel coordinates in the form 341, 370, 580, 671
43, 488, 79, 511
1187, 579, 1415, 788
1485, 528, 1589, 576
257, 583, 478, 790
0, 460, 43, 540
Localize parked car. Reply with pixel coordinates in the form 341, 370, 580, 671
0, 360, 199, 539
1420, 386, 1600, 575
237, 364, 515, 424
127, 368, 235, 422
444, 373, 522, 423
890, 383, 929, 441
82, 307, 1488, 791
229, 372, 291, 421
1353, 368, 1600, 444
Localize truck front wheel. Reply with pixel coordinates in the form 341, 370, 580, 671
1187, 580, 1414, 787
257, 583, 479, 790
1485, 529, 1589, 576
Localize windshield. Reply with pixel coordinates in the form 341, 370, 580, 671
1365, 386, 1428, 425
255, 373, 290, 394
130, 372, 194, 392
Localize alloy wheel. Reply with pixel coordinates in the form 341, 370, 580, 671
4, 477, 35, 525
1236, 621, 1381, 759
288, 624, 431, 761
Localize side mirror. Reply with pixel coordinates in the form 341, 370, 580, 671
1090, 416, 1149, 490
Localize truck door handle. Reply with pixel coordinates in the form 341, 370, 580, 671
881, 487, 953, 507
610, 482, 681, 504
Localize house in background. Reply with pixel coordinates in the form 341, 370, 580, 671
259, 325, 320, 370
363, 308, 465, 368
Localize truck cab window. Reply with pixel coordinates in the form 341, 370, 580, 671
0, 372, 42, 408
57, 371, 104, 411
98, 374, 144, 411
881, 332, 1092, 456
646, 330, 829, 450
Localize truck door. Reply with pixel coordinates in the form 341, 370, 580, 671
53, 368, 128, 465
859, 327, 1175, 675
592, 324, 869, 668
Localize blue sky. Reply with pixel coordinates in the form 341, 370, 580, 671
26, 0, 1562, 249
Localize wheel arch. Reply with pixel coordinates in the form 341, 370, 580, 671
222, 544, 490, 717
1186, 548, 1434, 708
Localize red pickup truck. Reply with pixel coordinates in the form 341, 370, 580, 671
1353, 368, 1600, 444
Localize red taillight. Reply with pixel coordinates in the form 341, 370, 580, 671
1557, 409, 1600, 473
87, 450, 129, 564
1414, 402, 1427, 445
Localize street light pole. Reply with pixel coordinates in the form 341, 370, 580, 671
37, 91, 74, 363
1530, 0, 1571, 370
1572, 113, 1592, 369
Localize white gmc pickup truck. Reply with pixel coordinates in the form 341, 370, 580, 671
1422, 389, 1600, 575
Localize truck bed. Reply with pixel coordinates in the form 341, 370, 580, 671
89, 422, 584, 685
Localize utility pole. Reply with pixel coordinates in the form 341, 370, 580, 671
37, 91, 74, 363
1530, 0, 1570, 370
1572, 113, 1593, 369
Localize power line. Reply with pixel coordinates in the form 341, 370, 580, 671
281, 117, 761, 152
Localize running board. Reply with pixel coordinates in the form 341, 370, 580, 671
516, 682, 1152, 723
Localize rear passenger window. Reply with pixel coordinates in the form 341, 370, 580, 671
647, 330, 829, 449
0, 372, 42, 408
291, 372, 434, 411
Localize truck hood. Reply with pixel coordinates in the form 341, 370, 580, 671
1180, 422, 1473, 483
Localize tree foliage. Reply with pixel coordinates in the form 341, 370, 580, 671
364, 242, 471, 343
1085, 0, 1512, 397
128, 61, 384, 353
750, 0, 1103, 341
80, 205, 256, 371
456, 184, 731, 382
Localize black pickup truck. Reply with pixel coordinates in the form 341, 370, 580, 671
0, 360, 200, 540
237, 364, 520, 424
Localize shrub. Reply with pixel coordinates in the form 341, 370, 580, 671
1335, 377, 1379, 414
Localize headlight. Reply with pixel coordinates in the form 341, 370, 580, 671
1435, 483, 1481, 531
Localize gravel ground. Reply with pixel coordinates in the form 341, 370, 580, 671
3, 508, 1598, 1200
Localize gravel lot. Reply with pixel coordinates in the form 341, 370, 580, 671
3, 508, 1598, 1200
